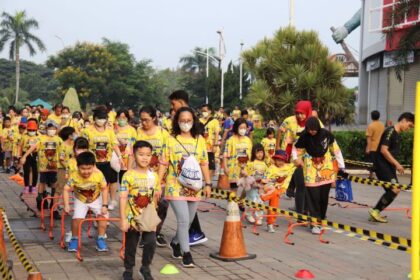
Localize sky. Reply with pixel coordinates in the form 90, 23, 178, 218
1, 0, 362, 85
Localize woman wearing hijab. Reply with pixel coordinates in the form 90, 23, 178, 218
275, 100, 314, 215
293, 117, 345, 234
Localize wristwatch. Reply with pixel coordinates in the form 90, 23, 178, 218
205, 183, 212, 187
102, 204, 108, 208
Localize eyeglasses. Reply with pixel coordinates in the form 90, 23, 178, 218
140, 118, 153, 123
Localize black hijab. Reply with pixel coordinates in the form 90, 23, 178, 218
295, 117, 334, 157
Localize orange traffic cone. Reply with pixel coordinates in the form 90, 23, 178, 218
217, 171, 230, 190
210, 201, 256, 261
9, 174, 18, 181
27, 272, 42, 280
295, 269, 315, 279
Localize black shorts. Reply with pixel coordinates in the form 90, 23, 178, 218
96, 162, 118, 184
375, 161, 398, 183
40, 171, 58, 186
207, 152, 216, 171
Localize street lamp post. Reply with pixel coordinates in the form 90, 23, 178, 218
239, 41, 244, 100
192, 49, 220, 104
217, 30, 226, 107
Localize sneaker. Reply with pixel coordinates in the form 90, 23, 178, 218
68, 238, 78, 252
182, 252, 195, 268
256, 218, 263, 226
368, 208, 388, 223
189, 232, 208, 246
139, 266, 154, 280
267, 224, 275, 233
170, 242, 182, 259
65, 231, 72, 243
108, 200, 118, 211
30, 186, 37, 194
122, 270, 133, 280
53, 210, 61, 220
284, 194, 293, 200
23, 186, 30, 194
245, 214, 256, 224
96, 237, 109, 252
156, 233, 167, 247
311, 225, 322, 235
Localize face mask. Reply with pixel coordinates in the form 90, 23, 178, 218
95, 119, 107, 127
28, 131, 36, 136
71, 134, 78, 140
238, 128, 247, 136
202, 112, 209, 118
118, 119, 127, 127
34, 113, 40, 118
179, 122, 193, 132
62, 114, 70, 119
47, 129, 56, 136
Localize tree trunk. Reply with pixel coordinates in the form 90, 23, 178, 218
15, 45, 20, 105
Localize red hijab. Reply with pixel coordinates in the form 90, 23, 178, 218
295, 101, 312, 127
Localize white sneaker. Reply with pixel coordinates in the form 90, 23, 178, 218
246, 214, 256, 224
256, 218, 263, 226
267, 224, 275, 233
311, 226, 322, 235
108, 200, 117, 211
65, 231, 72, 243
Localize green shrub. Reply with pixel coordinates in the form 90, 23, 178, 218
252, 128, 413, 165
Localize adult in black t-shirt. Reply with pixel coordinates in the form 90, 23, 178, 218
369, 112, 414, 223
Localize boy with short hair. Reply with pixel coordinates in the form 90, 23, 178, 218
63, 151, 109, 252
1, 117, 14, 173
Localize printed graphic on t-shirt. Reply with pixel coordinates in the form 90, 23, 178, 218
75, 182, 98, 203
44, 141, 57, 169
95, 142, 108, 161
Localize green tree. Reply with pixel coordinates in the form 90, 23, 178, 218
0, 11, 46, 104
179, 47, 218, 73
242, 27, 352, 124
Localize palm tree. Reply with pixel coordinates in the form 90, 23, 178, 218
179, 47, 218, 73
0, 11, 46, 104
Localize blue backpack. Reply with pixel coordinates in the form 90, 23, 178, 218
335, 179, 353, 202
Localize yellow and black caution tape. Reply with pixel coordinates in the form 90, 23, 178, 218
0, 208, 37, 273
209, 189, 411, 252
344, 159, 411, 169
342, 174, 410, 191
0, 254, 14, 280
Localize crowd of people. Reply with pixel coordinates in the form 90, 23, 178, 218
0, 90, 414, 280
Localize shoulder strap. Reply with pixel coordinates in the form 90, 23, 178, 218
173, 135, 191, 156
204, 117, 214, 127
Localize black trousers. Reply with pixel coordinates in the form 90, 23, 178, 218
23, 153, 38, 187
124, 229, 156, 270
156, 197, 169, 235
286, 167, 306, 214
305, 184, 331, 220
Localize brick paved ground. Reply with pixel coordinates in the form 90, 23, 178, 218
0, 173, 412, 280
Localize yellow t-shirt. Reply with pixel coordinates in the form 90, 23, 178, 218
137, 127, 169, 169
47, 113, 62, 125
12, 132, 24, 157
245, 160, 268, 180
200, 118, 220, 152
266, 163, 295, 189
261, 137, 276, 165
162, 118, 172, 133
120, 169, 160, 227
65, 118, 83, 134
66, 169, 106, 203
366, 120, 385, 152
224, 135, 253, 182
21, 134, 39, 153
108, 111, 117, 126
1, 127, 16, 152
162, 135, 208, 201
280, 116, 323, 150
35, 135, 63, 172
82, 127, 118, 162
67, 157, 78, 175
59, 142, 74, 169
115, 126, 136, 169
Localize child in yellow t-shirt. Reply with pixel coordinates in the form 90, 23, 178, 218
119, 141, 160, 280
261, 128, 276, 166
261, 150, 295, 233
63, 151, 109, 252
238, 144, 268, 225
1, 117, 14, 172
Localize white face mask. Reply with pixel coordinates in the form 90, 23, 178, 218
238, 128, 247, 136
47, 129, 56, 136
34, 113, 40, 118
62, 114, 70, 119
71, 134, 78, 140
179, 122, 193, 132
28, 131, 36, 136
202, 111, 209, 118
95, 119, 107, 127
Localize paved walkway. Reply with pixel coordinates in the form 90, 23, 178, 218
0, 173, 412, 280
